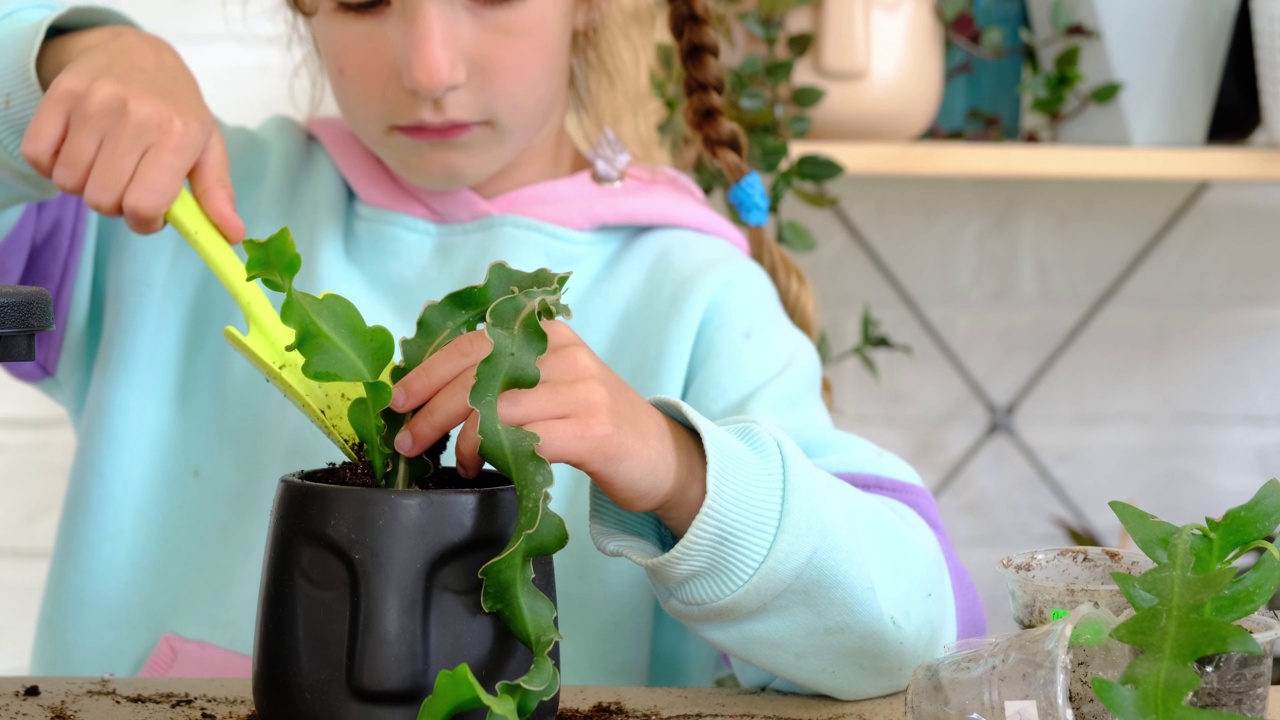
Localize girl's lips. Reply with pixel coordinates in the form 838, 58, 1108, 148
396, 123, 477, 141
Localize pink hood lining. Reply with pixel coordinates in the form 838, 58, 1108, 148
305, 118, 749, 254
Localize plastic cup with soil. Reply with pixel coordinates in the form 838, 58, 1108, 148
907, 604, 1132, 720
999, 547, 1154, 629
1188, 611, 1280, 718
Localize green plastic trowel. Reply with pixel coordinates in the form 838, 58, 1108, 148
165, 188, 361, 461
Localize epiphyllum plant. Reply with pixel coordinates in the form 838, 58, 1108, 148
1094, 479, 1280, 720
242, 228, 569, 720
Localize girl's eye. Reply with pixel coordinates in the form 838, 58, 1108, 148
334, 0, 388, 13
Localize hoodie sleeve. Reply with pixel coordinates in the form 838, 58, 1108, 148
0, 2, 135, 389
589, 254, 985, 700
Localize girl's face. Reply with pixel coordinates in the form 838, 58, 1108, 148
309, 0, 589, 198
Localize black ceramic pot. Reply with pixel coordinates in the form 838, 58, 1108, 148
252, 469, 559, 720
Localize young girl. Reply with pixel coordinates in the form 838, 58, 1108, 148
0, 0, 983, 698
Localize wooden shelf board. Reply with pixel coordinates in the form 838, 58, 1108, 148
789, 140, 1280, 182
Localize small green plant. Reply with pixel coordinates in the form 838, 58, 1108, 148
652, 0, 909, 376
1094, 479, 1280, 720
1020, 0, 1122, 141
243, 229, 569, 720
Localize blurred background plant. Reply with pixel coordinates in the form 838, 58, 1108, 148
651, 0, 912, 378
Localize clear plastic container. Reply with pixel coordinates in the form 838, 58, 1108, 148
999, 547, 1154, 629
1190, 611, 1280, 718
908, 605, 1132, 720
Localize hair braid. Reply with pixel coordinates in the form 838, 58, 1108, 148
667, 0, 831, 402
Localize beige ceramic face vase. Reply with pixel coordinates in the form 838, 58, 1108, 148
788, 0, 945, 140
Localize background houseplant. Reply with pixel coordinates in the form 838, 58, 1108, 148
650, 0, 910, 378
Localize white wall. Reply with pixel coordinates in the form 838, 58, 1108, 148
3, 0, 1279, 674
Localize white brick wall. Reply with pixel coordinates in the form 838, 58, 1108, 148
3, 0, 1279, 675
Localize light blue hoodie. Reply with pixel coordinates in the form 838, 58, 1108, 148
0, 0, 983, 698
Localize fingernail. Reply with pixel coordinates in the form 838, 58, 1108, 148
458, 466, 474, 480
390, 387, 406, 411
394, 430, 412, 454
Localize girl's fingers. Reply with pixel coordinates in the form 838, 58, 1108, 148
391, 330, 493, 412
396, 368, 475, 457
81, 133, 146, 217
455, 410, 481, 478
20, 88, 72, 177
123, 140, 200, 235
189, 129, 245, 243
495, 382, 582, 427
48, 107, 106, 196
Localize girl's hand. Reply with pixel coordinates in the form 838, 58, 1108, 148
21, 26, 244, 242
390, 321, 709, 537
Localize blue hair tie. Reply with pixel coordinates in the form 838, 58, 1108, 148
727, 170, 769, 227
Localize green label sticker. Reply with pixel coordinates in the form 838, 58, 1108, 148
1050, 608, 1069, 621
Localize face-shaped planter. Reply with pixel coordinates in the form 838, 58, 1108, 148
253, 470, 558, 720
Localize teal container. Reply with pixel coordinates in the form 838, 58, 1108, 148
934, 0, 1027, 139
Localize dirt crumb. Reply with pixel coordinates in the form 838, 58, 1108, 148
22, 685, 41, 697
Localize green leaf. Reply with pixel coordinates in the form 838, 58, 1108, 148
1208, 478, 1280, 564
739, 11, 768, 40
737, 87, 770, 112
243, 227, 301, 294
1055, 46, 1081, 74
349, 381, 392, 480
787, 114, 813, 138
417, 268, 572, 720
794, 154, 844, 182
1050, 0, 1072, 34
397, 264, 570, 383
1092, 677, 1142, 720
765, 59, 795, 83
1205, 550, 1280, 622
1111, 570, 1159, 612
791, 185, 837, 207
1110, 501, 1181, 565
778, 220, 816, 251
417, 664, 519, 720
1129, 565, 1237, 612
791, 86, 825, 108
739, 53, 766, 77
1090, 82, 1123, 104
769, 171, 793, 210
751, 134, 789, 173
787, 32, 814, 58
280, 290, 395, 384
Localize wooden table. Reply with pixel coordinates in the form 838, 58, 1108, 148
0, 677, 905, 720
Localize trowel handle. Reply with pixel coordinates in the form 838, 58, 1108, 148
165, 187, 274, 331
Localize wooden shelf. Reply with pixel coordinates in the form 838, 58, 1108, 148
789, 140, 1280, 182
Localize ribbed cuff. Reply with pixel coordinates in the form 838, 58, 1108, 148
0, 3, 135, 166
589, 396, 785, 607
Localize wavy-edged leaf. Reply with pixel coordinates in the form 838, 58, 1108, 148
396, 264, 570, 383
1208, 478, 1280, 564
417, 271, 572, 720
1110, 500, 1212, 570
1111, 570, 1158, 613
417, 664, 518, 720
1113, 608, 1259, 662
1205, 550, 1280, 622
281, 290, 394, 383
243, 227, 301, 294
349, 381, 392, 480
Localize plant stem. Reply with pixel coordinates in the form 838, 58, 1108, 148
393, 453, 411, 490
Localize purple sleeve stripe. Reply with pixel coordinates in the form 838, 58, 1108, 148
1, 194, 88, 383
836, 473, 987, 640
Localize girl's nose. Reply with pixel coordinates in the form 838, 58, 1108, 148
396, 3, 467, 99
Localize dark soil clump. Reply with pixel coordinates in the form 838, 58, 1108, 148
23, 684, 41, 697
